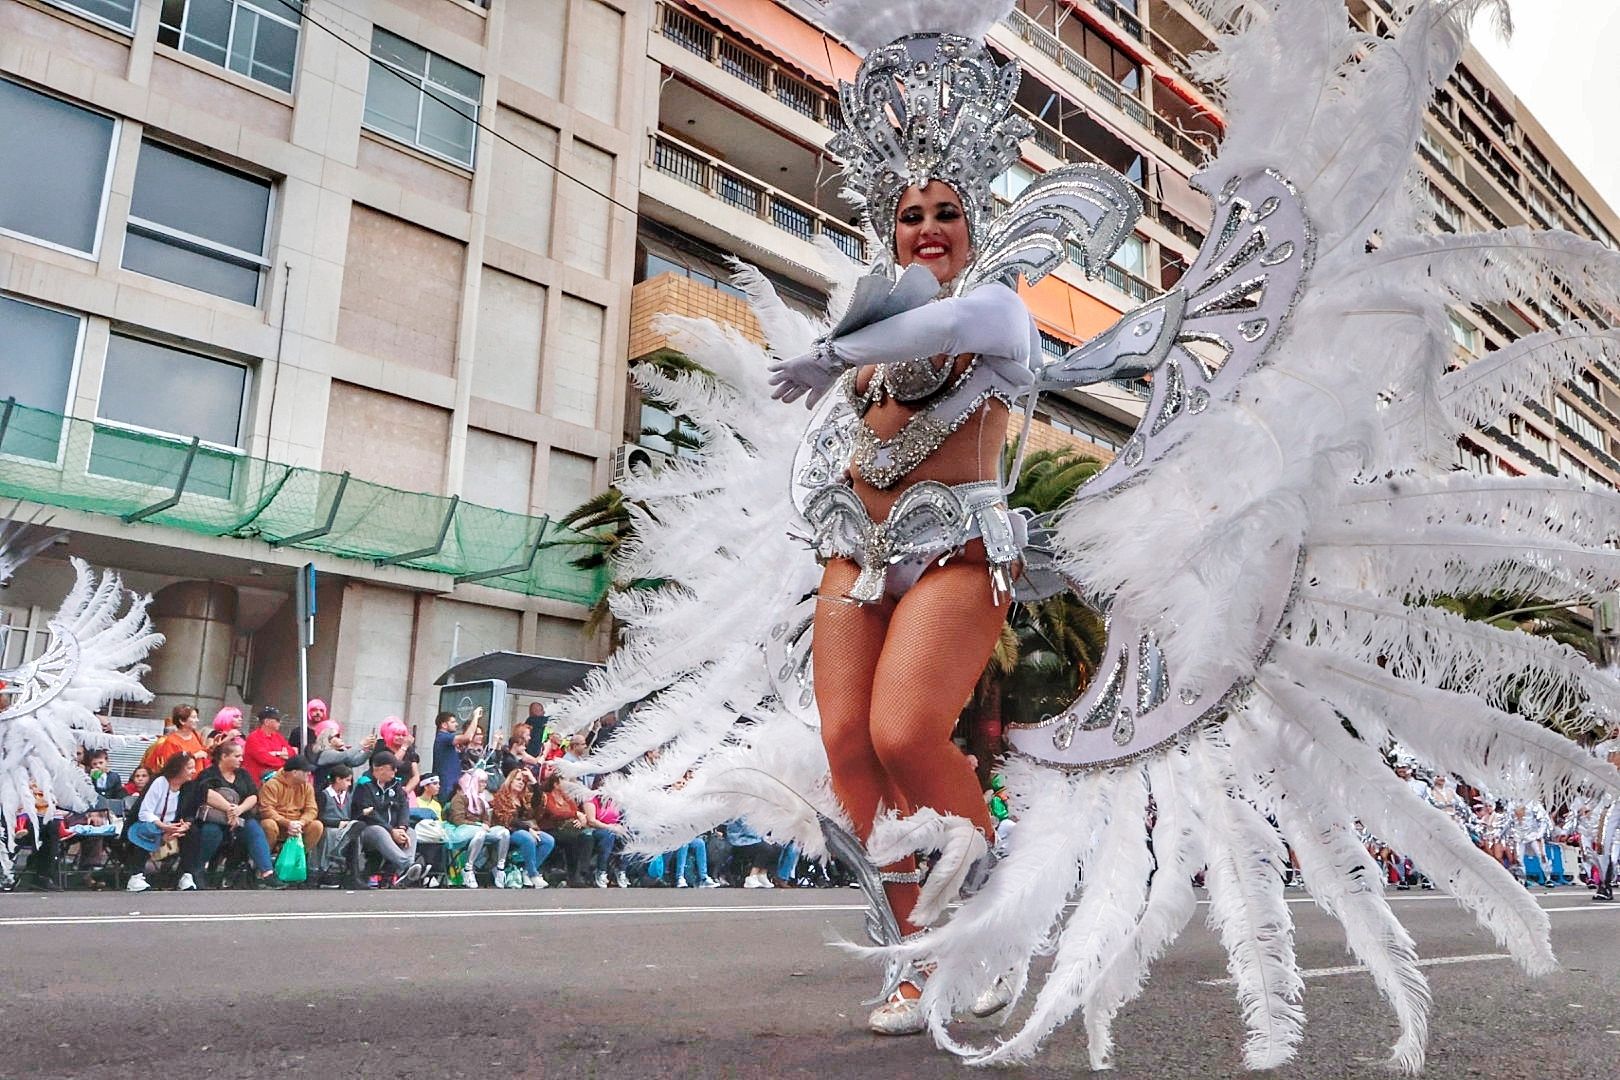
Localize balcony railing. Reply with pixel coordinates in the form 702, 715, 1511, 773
651, 132, 868, 263
1016, 104, 1207, 250
657, 2, 832, 125
1003, 8, 1213, 164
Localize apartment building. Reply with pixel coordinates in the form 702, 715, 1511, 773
623, 0, 1620, 488
0, 0, 647, 733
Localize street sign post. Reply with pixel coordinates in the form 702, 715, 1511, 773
295, 563, 317, 746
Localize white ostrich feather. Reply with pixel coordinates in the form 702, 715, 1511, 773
1231, 709, 1430, 1072
1262, 670, 1556, 976
817, 0, 1015, 53
1295, 586, 1620, 723
1335, 474, 1620, 551
1189, 734, 1304, 1069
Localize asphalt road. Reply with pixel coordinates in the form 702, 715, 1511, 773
1, 885, 1616, 1079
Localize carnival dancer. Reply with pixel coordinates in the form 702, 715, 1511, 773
553, 0, 1620, 1069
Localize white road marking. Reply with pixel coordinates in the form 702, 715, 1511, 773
1201, 952, 1514, 987
0, 903, 869, 929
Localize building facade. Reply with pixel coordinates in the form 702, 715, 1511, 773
0, 0, 648, 738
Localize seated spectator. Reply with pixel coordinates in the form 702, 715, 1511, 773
308, 725, 377, 794
498, 730, 540, 779
536, 772, 591, 886
139, 704, 208, 777
206, 707, 245, 759
177, 740, 284, 891
82, 747, 124, 801
411, 775, 450, 887
446, 770, 511, 888
378, 717, 421, 795
242, 706, 294, 782
349, 751, 422, 888
490, 768, 554, 888
257, 756, 324, 873
18, 784, 64, 891
124, 765, 151, 798
315, 763, 358, 888
126, 754, 195, 892
562, 733, 597, 787
585, 787, 627, 889
725, 818, 778, 889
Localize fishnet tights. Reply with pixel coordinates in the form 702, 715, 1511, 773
814, 553, 1005, 935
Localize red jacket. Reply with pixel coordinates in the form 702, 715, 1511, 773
242, 726, 293, 782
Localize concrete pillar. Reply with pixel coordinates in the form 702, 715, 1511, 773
147, 581, 239, 720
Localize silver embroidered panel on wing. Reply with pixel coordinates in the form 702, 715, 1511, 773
0, 623, 82, 723
1007, 169, 1315, 769
958, 163, 1143, 295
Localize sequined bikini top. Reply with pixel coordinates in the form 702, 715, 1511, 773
841, 353, 1023, 489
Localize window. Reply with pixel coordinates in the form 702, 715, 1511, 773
1447, 311, 1480, 356
364, 29, 483, 168
1426, 182, 1464, 234
91, 336, 249, 499
1455, 441, 1494, 475
0, 79, 117, 256
1110, 234, 1148, 278
639, 401, 701, 460
641, 252, 745, 300
124, 141, 273, 304
0, 295, 83, 463
992, 164, 1037, 202
42, 0, 138, 31
158, 0, 302, 92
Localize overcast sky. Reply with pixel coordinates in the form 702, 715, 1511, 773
1469, 3, 1620, 215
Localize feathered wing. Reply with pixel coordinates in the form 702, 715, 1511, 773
0, 558, 162, 843
908, 0, 1620, 1068
0, 503, 62, 588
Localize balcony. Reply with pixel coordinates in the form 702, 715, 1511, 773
628, 271, 763, 361
649, 131, 868, 263
656, 2, 835, 127
1001, 8, 1213, 165
0, 400, 607, 605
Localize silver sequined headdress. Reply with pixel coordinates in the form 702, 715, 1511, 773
820, 0, 1029, 255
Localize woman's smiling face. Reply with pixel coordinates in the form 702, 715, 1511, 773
894, 181, 971, 286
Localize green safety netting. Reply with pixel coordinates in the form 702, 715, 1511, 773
0, 399, 607, 606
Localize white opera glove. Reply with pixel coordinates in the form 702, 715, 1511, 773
767, 338, 845, 407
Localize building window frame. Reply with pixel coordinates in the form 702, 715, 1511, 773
157, 0, 304, 94
123, 140, 276, 306
89, 333, 252, 502
0, 292, 87, 469
362, 28, 483, 169
39, 0, 140, 34
0, 78, 120, 261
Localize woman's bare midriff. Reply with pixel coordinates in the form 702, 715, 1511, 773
850, 353, 1010, 523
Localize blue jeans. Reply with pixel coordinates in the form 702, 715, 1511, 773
675, 838, 708, 883
583, 827, 618, 874
509, 830, 555, 875
776, 842, 798, 883
185, 819, 272, 876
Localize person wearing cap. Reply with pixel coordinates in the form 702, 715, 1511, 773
243, 706, 295, 783
348, 750, 422, 887
257, 756, 325, 872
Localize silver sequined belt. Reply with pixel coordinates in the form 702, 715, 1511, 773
804, 479, 1024, 604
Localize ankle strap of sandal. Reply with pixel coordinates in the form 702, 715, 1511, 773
879, 868, 924, 884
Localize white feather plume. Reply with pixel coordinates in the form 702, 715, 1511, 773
816, 0, 1015, 53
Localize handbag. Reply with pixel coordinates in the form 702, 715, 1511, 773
199, 785, 242, 827
274, 834, 308, 882
415, 818, 448, 844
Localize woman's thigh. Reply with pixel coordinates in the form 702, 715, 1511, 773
813, 559, 893, 761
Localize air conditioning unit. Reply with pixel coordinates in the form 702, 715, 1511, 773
612, 443, 673, 485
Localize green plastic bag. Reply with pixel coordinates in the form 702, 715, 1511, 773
274, 834, 308, 883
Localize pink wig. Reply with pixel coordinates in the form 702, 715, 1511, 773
379, 716, 410, 748
311, 718, 340, 741
457, 769, 489, 815
211, 707, 243, 734
306, 698, 329, 720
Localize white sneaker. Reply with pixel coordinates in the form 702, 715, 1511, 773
462, 873, 479, 889
177, 873, 196, 892
594, 871, 609, 888
699, 876, 721, 888
527, 873, 548, 889
676, 877, 690, 888
759, 875, 775, 889
494, 865, 509, 888
615, 870, 629, 888
126, 873, 150, 893
743, 871, 766, 889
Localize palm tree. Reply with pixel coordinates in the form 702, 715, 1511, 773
964, 444, 1108, 777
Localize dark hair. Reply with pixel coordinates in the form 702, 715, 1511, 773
435, 711, 457, 730
329, 763, 353, 781
158, 753, 193, 784
370, 750, 399, 770
170, 704, 197, 725
81, 747, 108, 768
284, 755, 311, 773
211, 738, 242, 765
